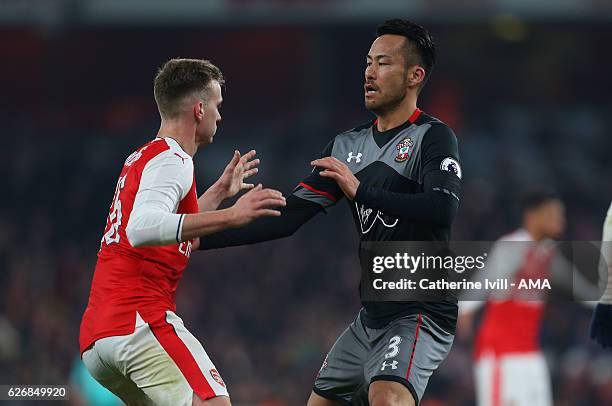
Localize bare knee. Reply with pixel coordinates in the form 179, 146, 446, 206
369, 381, 415, 406
193, 393, 231, 406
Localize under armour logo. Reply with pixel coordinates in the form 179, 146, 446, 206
381, 360, 398, 371
347, 152, 362, 163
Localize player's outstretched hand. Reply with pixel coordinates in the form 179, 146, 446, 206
230, 184, 286, 227
217, 150, 260, 199
590, 303, 612, 349
311, 157, 360, 200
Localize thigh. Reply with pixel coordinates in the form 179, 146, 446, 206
95, 311, 229, 406
82, 345, 154, 405
473, 355, 495, 406
137, 311, 229, 404
313, 315, 370, 405
366, 314, 454, 404
501, 353, 552, 406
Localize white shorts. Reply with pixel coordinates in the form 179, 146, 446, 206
82, 311, 228, 405
474, 352, 552, 406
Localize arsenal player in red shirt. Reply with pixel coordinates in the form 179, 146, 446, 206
79, 58, 285, 406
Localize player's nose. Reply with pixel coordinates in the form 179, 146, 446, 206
365, 65, 376, 80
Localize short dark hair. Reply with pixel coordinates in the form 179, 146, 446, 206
520, 189, 560, 214
154, 58, 224, 119
376, 19, 436, 88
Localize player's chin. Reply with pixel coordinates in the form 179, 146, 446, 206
364, 98, 380, 112
197, 135, 214, 147
205, 130, 217, 144
364, 98, 376, 108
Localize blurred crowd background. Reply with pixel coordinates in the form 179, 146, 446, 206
1, 0, 612, 405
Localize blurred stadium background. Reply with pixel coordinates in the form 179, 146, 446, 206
1, 0, 612, 405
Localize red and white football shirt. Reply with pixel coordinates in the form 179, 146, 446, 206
80, 137, 198, 354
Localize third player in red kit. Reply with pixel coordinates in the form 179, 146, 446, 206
79, 59, 285, 406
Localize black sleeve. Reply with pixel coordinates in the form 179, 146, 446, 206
199, 195, 322, 250
354, 124, 461, 227
199, 140, 341, 250
292, 139, 344, 210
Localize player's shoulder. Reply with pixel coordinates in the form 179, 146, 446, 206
416, 112, 457, 140
499, 228, 533, 242
318, 120, 374, 156
160, 137, 192, 165
335, 120, 374, 142
127, 137, 192, 169
416, 110, 446, 127
341, 119, 375, 135
332, 120, 372, 144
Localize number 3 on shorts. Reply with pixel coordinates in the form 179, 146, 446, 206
384, 335, 402, 359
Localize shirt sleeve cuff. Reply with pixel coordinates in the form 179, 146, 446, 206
355, 183, 373, 203
158, 212, 183, 245
176, 214, 186, 244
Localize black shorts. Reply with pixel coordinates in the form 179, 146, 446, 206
313, 309, 454, 405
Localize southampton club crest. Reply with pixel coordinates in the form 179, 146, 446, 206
395, 137, 414, 162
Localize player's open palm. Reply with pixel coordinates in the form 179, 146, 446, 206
231, 184, 286, 227
217, 150, 260, 199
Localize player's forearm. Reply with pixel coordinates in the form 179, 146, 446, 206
126, 207, 240, 247
355, 184, 459, 227
199, 216, 292, 249
199, 195, 320, 250
180, 208, 241, 241
197, 183, 226, 212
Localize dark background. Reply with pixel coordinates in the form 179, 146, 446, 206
1, 1, 611, 405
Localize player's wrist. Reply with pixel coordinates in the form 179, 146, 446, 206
209, 182, 229, 203
347, 179, 360, 200
225, 206, 243, 228
216, 180, 231, 197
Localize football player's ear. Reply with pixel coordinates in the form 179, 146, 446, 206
194, 101, 204, 122
407, 65, 426, 88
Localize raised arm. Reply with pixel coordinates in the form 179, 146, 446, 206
198, 150, 260, 212
125, 150, 285, 248
312, 124, 461, 227
199, 139, 345, 250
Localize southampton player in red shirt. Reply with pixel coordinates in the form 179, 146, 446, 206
79, 59, 286, 406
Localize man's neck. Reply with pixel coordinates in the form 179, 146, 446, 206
157, 120, 197, 157
376, 95, 418, 132
524, 225, 544, 242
